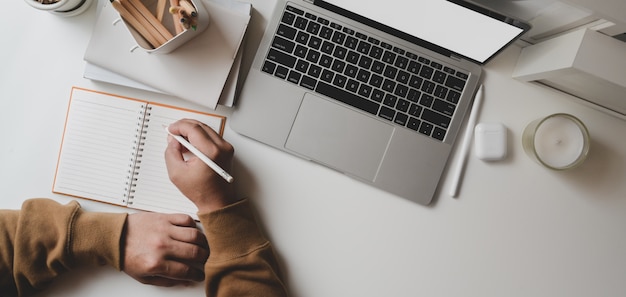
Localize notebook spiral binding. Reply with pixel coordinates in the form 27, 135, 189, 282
125, 105, 152, 205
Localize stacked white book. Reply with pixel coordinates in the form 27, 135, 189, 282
83, 0, 251, 109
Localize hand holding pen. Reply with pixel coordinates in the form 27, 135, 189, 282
164, 119, 238, 213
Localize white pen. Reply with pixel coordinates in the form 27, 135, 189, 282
448, 84, 483, 197
164, 126, 234, 183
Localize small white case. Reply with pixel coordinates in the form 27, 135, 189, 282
474, 123, 507, 161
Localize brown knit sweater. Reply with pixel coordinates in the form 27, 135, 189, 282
0, 198, 287, 296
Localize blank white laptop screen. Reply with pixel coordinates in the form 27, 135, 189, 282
324, 0, 524, 63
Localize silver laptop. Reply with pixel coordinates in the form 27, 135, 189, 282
231, 0, 529, 205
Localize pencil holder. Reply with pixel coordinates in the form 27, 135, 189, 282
23, 0, 94, 17
114, 0, 209, 54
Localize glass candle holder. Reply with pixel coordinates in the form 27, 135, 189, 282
522, 113, 590, 170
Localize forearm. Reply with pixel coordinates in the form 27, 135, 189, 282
200, 199, 288, 296
0, 198, 126, 296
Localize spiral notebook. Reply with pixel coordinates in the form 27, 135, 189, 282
52, 87, 226, 219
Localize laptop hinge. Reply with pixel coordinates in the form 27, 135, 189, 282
450, 54, 464, 62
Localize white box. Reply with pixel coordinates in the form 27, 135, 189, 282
513, 29, 626, 117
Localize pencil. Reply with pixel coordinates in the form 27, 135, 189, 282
156, 0, 166, 21
448, 84, 483, 198
125, 0, 174, 41
164, 126, 234, 183
179, 0, 197, 17
169, 0, 184, 34
111, 0, 161, 48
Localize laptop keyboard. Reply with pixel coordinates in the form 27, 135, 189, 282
261, 5, 468, 141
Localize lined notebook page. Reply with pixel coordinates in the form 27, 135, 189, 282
54, 88, 146, 205
130, 104, 225, 218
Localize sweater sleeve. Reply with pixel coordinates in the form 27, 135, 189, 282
200, 199, 288, 297
0, 198, 127, 296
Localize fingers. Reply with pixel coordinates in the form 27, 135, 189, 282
166, 119, 233, 159
123, 213, 209, 286
135, 258, 206, 284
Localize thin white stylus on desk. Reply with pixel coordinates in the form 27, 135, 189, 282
164, 126, 234, 183
448, 84, 483, 197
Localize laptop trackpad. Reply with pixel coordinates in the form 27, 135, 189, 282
285, 93, 393, 181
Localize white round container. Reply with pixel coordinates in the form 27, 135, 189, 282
23, 0, 93, 17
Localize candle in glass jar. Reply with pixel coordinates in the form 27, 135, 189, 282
522, 114, 590, 170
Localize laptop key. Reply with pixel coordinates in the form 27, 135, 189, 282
407, 117, 421, 131
319, 54, 333, 68
419, 65, 434, 79
371, 89, 384, 102
419, 122, 434, 136
294, 45, 307, 58
422, 109, 451, 128
356, 69, 371, 83
358, 56, 373, 69
344, 64, 358, 78
316, 81, 380, 115
277, 24, 297, 40
432, 127, 446, 141
267, 48, 296, 68
295, 59, 309, 73
395, 56, 408, 69
344, 36, 359, 50
308, 36, 322, 50
308, 65, 322, 78
378, 106, 395, 121
294, 16, 308, 30
272, 36, 295, 53
281, 11, 296, 25
275, 65, 289, 79
396, 99, 410, 112
408, 103, 422, 117
382, 50, 396, 64
445, 75, 466, 92
300, 75, 317, 90
287, 70, 301, 84
306, 49, 321, 63
432, 99, 456, 116
286, 5, 304, 15
332, 74, 347, 88
320, 27, 333, 40
346, 79, 360, 93
394, 113, 408, 126
369, 46, 384, 59
434, 85, 448, 99
332, 31, 346, 44
371, 61, 384, 74
421, 81, 435, 94
295, 31, 310, 45
358, 84, 373, 98
433, 70, 446, 84
262, 60, 276, 74
321, 69, 334, 82
447, 90, 461, 104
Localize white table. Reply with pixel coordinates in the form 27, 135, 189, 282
2, 1, 626, 296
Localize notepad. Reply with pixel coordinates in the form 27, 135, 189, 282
53, 87, 226, 219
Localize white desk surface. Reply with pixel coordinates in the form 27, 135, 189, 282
2, 1, 626, 296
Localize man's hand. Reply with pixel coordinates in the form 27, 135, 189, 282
164, 119, 238, 213
122, 212, 209, 287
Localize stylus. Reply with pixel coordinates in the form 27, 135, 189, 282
164, 126, 234, 183
449, 84, 483, 197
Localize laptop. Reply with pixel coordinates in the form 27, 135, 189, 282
231, 0, 529, 205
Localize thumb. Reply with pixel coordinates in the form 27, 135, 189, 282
164, 137, 186, 172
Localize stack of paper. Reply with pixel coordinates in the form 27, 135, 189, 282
83, 0, 251, 109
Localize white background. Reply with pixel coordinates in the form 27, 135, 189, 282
1, 0, 626, 296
